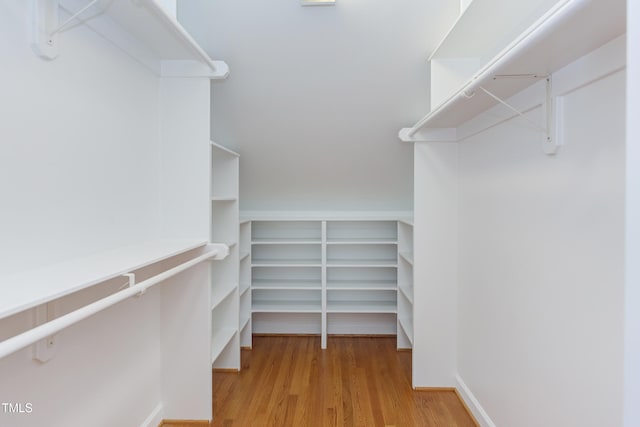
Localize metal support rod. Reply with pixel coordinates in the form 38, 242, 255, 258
478, 85, 548, 134
49, 0, 100, 37
0, 249, 220, 360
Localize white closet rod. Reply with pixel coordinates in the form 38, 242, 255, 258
0, 249, 220, 361
406, 0, 582, 137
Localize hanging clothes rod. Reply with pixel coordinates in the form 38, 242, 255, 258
405, 0, 581, 138
0, 248, 221, 361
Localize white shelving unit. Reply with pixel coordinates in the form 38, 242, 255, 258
209, 142, 240, 369
239, 220, 252, 348
397, 220, 414, 350
399, 0, 625, 146
33, 0, 229, 78
247, 216, 407, 349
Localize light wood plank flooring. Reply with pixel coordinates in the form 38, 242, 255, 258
211, 336, 477, 427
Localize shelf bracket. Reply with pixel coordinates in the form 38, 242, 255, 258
122, 273, 144, 297
478, 77, 558, 155
30, 0, 102, 60
32, 302, 58, 363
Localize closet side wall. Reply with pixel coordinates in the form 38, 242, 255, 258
624, 1, 640, 425
456, 40, 625, 427
0, 2, 172, 426
0, 2, 161, 277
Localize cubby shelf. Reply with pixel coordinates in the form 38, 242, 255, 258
210, 328, 237, 364
211, 282, 236, 311
247, 217, 408, 348
397, 221, 414, 350
210, 141, 240, 368
399, 251, 414, 266
252, 301, 322, 313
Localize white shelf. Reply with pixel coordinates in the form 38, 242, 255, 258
252, 279, 321, 290
0, 240, 208, 320
240, 315, 251, 332
252, 260, 323, 267
211, 328, 237, 364
211, 197, 238, 202
326, 238, 398, 245
239, 282, 251, 296
50, 0, 229, 78
326, 259, 397, 267
399, 285, 414, 305
399, 251, 414, 266
398, 315, 414, 345
211, 282, 237, 311
252, 300, 322, 313
326, 301, 397, 314
326, 280, 397, 291
252, 238, 322, 244
210, 141, 239, 157
400, 0, 625, 136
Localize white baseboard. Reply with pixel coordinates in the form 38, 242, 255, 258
140, 403, 164, 427
455, 374, 497, 427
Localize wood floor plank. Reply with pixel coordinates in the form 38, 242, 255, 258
212, 336, 478, 427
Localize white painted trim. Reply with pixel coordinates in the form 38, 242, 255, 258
455, 375, 497, 427
139, 403, 164, 427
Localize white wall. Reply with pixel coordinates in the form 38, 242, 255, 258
455, 40, 626, 426
624, 1, 640, 425
179, 0, 458, 211
413, 142, 458, 387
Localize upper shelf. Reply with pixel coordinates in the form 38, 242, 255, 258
36, 0, 229, 79
399, 0, 625, 140
0, 240, 210, 320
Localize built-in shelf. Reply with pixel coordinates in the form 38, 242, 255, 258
398, 316, 413, 346
210, 328, 237, 364
326, 280, 397, 291
211, 282, 237, 311
326, 238, 398, 244
399, 251, 414, 266
399, 0, 625, 139
38, 0, 229, 78
247, 217, 406, 347
399, 285, 414, 305
326, 259, 397, 267
252, 300, 322, 313
211, 197, 238, 202
252, 279, 322, 290
210, 141, 240, 368
0, 240, 209, 320
252, 238, 322, 244
326, 301, 397, 314
239, 282, 251, 295
210, 141, 239, 157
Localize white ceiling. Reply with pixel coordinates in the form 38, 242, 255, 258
180, 0, 458, 212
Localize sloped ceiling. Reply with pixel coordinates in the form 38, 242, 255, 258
180, 0, 458, 212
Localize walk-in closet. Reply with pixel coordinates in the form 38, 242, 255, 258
0, 0, 638, 426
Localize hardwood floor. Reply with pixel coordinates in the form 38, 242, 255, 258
211, 336, 478, 427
